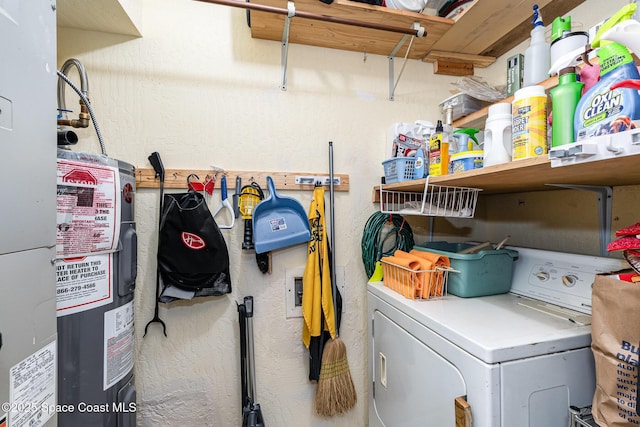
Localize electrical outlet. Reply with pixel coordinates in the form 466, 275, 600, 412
285, 266, 346, 319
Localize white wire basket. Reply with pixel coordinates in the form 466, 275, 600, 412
379, 176, 481, 218
381, 259, 454, 300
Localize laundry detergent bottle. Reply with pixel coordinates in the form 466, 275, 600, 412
550, 66, 583, 146
574, 42, 640, 140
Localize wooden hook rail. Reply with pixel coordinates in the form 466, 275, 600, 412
136, 168, 350, 192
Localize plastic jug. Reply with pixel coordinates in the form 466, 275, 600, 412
483, 103, 512, 167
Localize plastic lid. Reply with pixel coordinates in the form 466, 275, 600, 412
551, 16, 571, 41
451, 150, 484, 160
514, 85, 546, 100
435, 120, 443, 132
488, 102, 512, 117
558, 66, 577, 76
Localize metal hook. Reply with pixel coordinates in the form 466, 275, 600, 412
187, 173, 201, 192
211, 175, 235, 229
143, 307, 167, 337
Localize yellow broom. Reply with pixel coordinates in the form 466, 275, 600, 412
315, 141, 357, 417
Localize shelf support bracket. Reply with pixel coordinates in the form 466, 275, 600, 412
388, 22, 424, 101
547, 184, 613, 257
280, 1, 295, 91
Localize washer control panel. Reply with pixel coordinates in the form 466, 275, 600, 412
508, 247, 629, 314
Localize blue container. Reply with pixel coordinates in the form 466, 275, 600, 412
382, 157, 416, 183
450, 150, 483, 174
414, 242, 518, 297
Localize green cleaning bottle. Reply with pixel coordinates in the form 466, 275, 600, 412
550, 66, 583, 147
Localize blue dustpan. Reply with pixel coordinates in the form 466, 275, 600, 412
252, 176, 311, 254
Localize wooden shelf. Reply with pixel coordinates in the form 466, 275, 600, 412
429, 0, 585, 58
56, 0, 142, 37
249, 0, 453, 60
248, 0, 585, 72
372, 154, 640, 200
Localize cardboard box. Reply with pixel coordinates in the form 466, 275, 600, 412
507, 54, 524, 97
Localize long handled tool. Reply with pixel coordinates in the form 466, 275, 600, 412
315, 141, 356, 416
238, 296, 265, 427
144, 152, 168, 337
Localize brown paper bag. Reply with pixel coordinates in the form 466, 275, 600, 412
591, 274, 640, 426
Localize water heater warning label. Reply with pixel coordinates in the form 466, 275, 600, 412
8, 341, 56, 427
103, 301, 134, 391
55, 253, 113, 317
56, 159, 121, 258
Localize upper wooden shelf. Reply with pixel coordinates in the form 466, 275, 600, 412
249, 0, 453, 60
248, 0, 585, 70
56, 0, 142, 37
372, 154, 640, 199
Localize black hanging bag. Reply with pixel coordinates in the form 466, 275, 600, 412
158, 190, 232, 300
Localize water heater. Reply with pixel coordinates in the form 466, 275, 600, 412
56, 149, 137, 427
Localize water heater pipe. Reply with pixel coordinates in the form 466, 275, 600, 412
57, 58, 91, 128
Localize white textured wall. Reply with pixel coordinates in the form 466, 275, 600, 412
56, 0, 635, 425
58, 0, 454, 425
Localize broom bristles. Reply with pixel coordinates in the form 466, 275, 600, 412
315, 337, 357, 417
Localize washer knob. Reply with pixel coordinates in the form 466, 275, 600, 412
535, 271, 550, 281
562, 275, 578, 287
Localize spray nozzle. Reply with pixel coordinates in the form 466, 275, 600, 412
551, 16, 571, 42
548, 3, 637, 76
532, 4, 543, 28
593, 3, 637, 48
453, 128, 480, 151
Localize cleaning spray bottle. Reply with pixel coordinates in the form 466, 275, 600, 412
453, 128, 480, 151
429, 120, 448, 176
523, 4, 550, 87
444, 106, 456, 174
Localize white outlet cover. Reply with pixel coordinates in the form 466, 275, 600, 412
285, 266, 346, 319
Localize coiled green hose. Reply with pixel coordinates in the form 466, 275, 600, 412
361, 211, 415, 278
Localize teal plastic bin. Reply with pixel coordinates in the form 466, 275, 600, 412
413, 242, 519, 298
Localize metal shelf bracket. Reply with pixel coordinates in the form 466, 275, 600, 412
548, 184, 613, 257
281, 1, 295, 91
388, 22, 424, 101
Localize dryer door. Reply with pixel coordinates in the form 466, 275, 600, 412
371, 310, 466, 427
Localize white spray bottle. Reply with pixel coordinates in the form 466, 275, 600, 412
523, 4, 550, 87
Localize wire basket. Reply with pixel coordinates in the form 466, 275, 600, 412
380, 176, 481, 218
381, 259, 453, 300
382, 157, 416, 184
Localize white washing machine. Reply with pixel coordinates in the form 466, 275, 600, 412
368, 246, 628, 427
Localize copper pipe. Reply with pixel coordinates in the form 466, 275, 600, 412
196, 0, 425, 37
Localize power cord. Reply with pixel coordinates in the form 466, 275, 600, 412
361, 211, 414, 278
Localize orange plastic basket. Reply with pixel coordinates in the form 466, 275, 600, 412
381, 259, 451, 300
